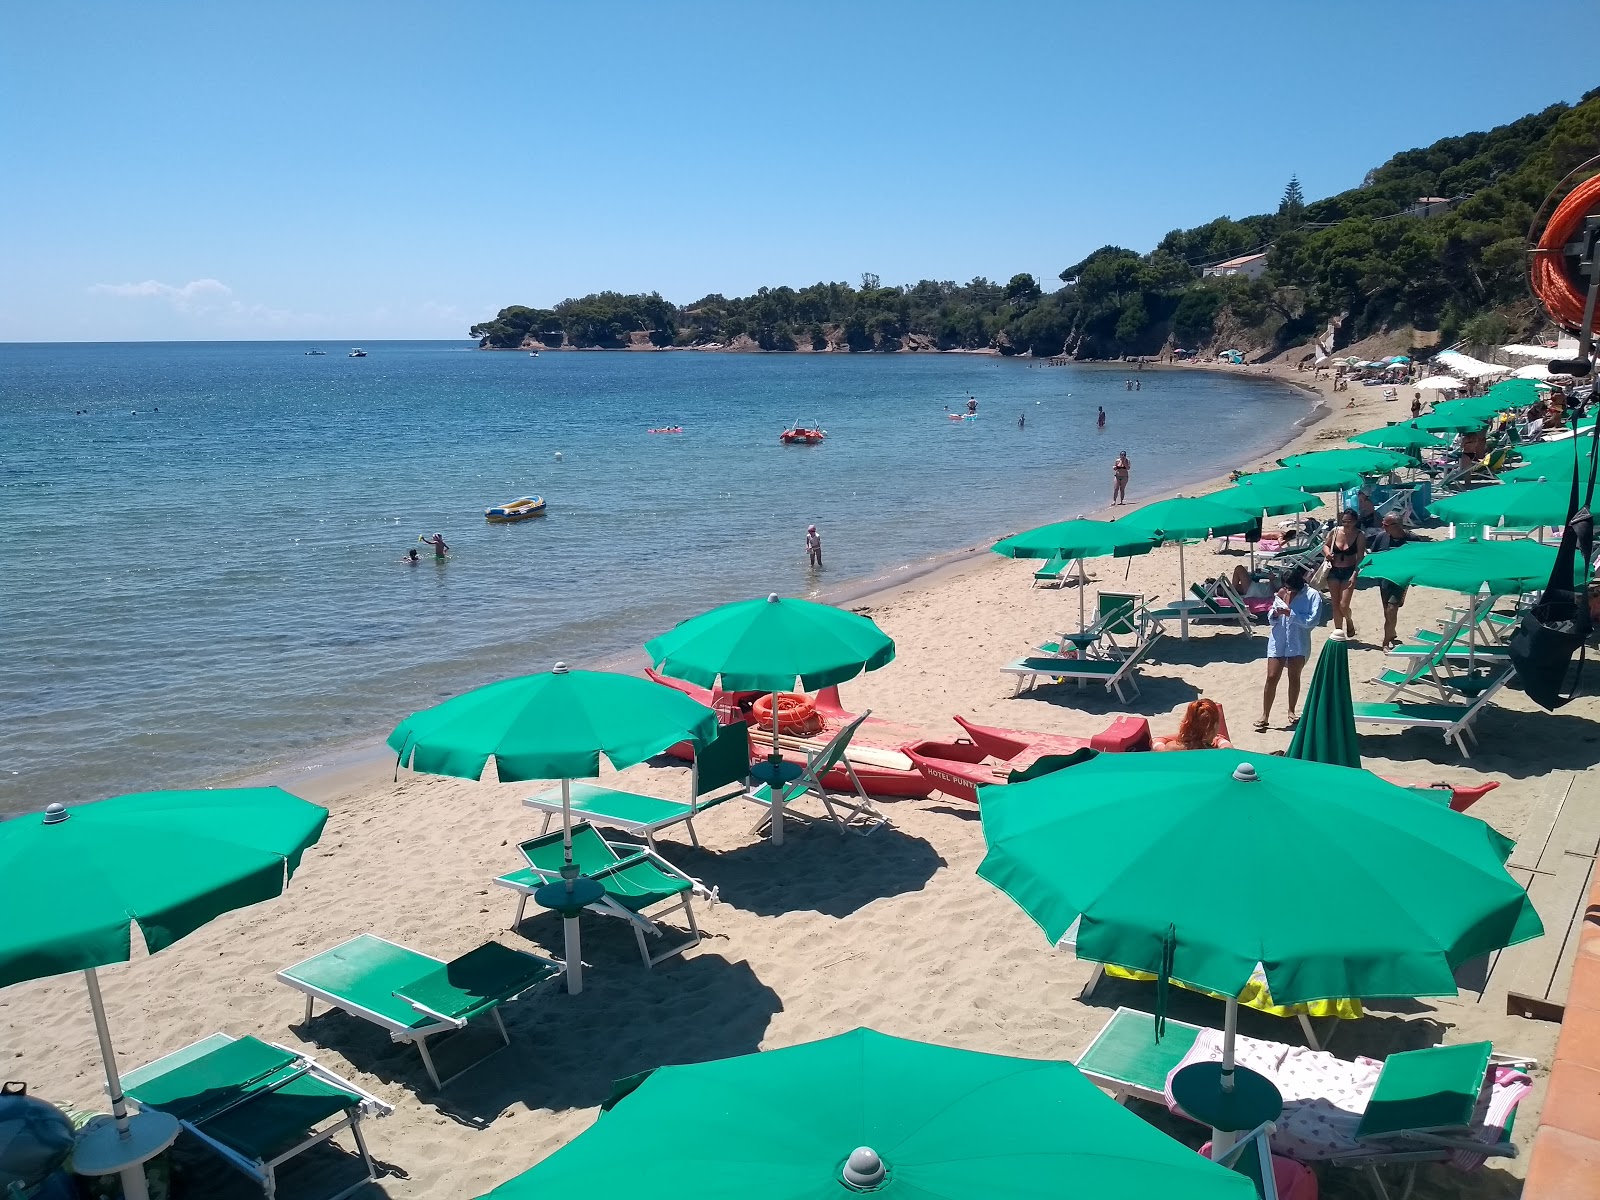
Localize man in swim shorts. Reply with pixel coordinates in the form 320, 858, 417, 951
805, 524, 822, 568
424, 533, 449, 559
1112, 450, 1130, 505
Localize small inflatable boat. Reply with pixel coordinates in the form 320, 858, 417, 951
780, 419, 826, 445
484, 495, 546, 522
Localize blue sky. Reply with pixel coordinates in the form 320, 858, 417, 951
2, 0, 1594, 342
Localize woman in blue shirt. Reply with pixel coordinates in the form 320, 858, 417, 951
1257, 567, 1323, 732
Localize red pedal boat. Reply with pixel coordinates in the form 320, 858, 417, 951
644, 669, 934, 798
904, 714, 1152, 803
779, 418, 827, 445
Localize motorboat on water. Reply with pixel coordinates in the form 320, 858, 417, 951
305, 348, 326, 355
644, 669, 934, 798
780, 419, 826, 445
484, 495, 546, 522
529, 350, 540, 357
348, 348, 368, 357
904, 714, 1152, 803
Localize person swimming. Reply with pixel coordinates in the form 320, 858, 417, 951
402, 548, 420, 564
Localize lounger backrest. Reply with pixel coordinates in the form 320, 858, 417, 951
519, 822, 621, 876
807, 711, 870, 779
693, 721, 751, 797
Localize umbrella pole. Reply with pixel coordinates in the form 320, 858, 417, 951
1211, 994, 1240, 1159
1179, 541, 1190, 640
82, 968, 156, 1200
1078, 558, 1087, 633
769, 690, 785, 846
560, 777, 583, 995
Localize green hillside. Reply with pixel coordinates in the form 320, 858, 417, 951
472, 87, 1600, 357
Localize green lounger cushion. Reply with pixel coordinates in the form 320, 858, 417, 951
125, 1034, 360, 1161
392, 942, 561, 1025
1356, 1041, 1493, 1139
281, 935, 444, 1033
1394, 640, 1510, 659
528, 783, 693, 826
1008, 656, 1120, 677
1353, 701, 1472, 725
1034, 555, 1069, 579
1076, 1007, 1201, 1096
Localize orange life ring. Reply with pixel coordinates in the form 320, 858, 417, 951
1531, 173, 1600, 333
750, 692, 823, 736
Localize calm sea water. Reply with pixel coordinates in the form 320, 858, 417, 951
0, 341, 1308, 811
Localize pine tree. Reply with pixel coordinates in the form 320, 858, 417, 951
1279, 175, 1306, 221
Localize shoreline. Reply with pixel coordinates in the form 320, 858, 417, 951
216, 360, 1330, 808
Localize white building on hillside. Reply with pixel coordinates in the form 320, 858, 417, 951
1202, 252, 1269, 281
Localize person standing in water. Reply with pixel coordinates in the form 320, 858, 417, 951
422, 532, 449, 559
966, 395, 978, 415
1018, 412, 1025, 429
1111, 450, 1130, 505
1097, 406, 1106, 429
805, 524, 822, 568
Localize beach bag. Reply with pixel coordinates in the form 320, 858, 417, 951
1508, 417, 1599, 710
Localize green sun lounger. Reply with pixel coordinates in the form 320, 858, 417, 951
1001, 624, 1163, 703
1148, 579, 1254, 634
496, 823, 707, 968
1074, 1006, 1201, 1104
1032, 554, 1076, 588
746, 711, 886, 835
523, 721, 751, 850
124, 1032, 391, 1200
277, 934, 564, 1089
1354, 666, 1512, 757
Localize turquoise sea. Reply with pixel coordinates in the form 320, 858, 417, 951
0, 341, 1310, 812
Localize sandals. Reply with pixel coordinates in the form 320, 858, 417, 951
1286, 713, 1301, 730
1254, 719, 1270, 733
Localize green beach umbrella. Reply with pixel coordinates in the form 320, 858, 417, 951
1500, 457, 1598, 484
1209, 482, 1322, 518
1358, 534, 1571, 597
1112, 495, 1259, 639
1236, 463, 1363, 493
1285, 630, 1360, 768
477, 1028, 1255, 1200
978, 750, 1541, 1146
1280, 446, 1411, 473
992, 516, 1159, 632
1510, 436, 1594, 470
388, 664, 717, 992
1431, 480, 1577, 531
0, 788, 327, 1200
1414, 408, 1489, 434
1347, 423, 1448, 454
1487, 377, 1541, 406
645, 594, 895, 844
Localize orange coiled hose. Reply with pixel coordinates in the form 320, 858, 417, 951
1531, 173, 1600, 333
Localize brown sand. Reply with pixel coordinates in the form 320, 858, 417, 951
2, 361, 1570, 1200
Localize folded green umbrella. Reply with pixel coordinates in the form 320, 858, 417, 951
0, 788, 327, 1200
1285, 630, 1360, 769
476, 1028, 1255, 1200
1281, 447, 1411, 473
1431, 480, 1577, 530
1111, 496, 1260, 639
1347, 423, 1448, 454
645, 594, 895, 844
1358, 534, 1574, 596
1236, 463, 1363, 493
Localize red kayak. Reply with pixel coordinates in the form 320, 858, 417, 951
643, 669, 935, 798
904, 714, 1152, 803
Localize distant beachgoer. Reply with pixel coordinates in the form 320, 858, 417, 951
1134, 379, 1141, 391
1112, 450, 1130, 505
402, 548, 420, 565
1097, 406, 1106, 428
1369, 513, 1412, 649
805, 524, 822, 568
966, 394, 977, 414
423, 533, 449, 559
1018, 413, 1025, 429
1124, 379, 1133, 391
1411, 395, 1422, 419
1259, 566, 1321, 732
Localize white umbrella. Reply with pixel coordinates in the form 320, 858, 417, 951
1414, 374, 1465, 390
1514, 363, 1554, 380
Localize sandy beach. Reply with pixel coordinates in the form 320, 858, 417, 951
4, 359, 1578, 1200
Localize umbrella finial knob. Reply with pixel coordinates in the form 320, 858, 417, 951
552, 662, 570, 674
1232, 763, 1259, 782
843, 1146, 886, 1189
767, 592, 780, 603
42, 803, 68, 825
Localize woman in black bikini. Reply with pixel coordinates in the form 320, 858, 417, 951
1323, 508, 1365, 638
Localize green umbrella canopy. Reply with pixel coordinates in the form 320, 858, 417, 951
0, 788, 327, 989
1487, 377, 1541, 405
1285, 631, 1360, 769
1500, 457, 1598, 484
1208, 482, 1323, 518
1414, 408, 1489, 434
977, 750, 1541, 1005
1280, 447, 1412, 473
645, 594, 895, 692
476, 1028, 1254, 1200
992, 518, 1158, 561
1511, 437, 1595, 470
1359, 535, 1577, 596
1111, 494, 1259, 541
1236, 463, 1363, 493
387, 666, 719, 782
1347, 423, 1449, 454
1431, 481, 1579, 530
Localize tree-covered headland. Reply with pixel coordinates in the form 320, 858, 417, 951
472, 88, 1600, 359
